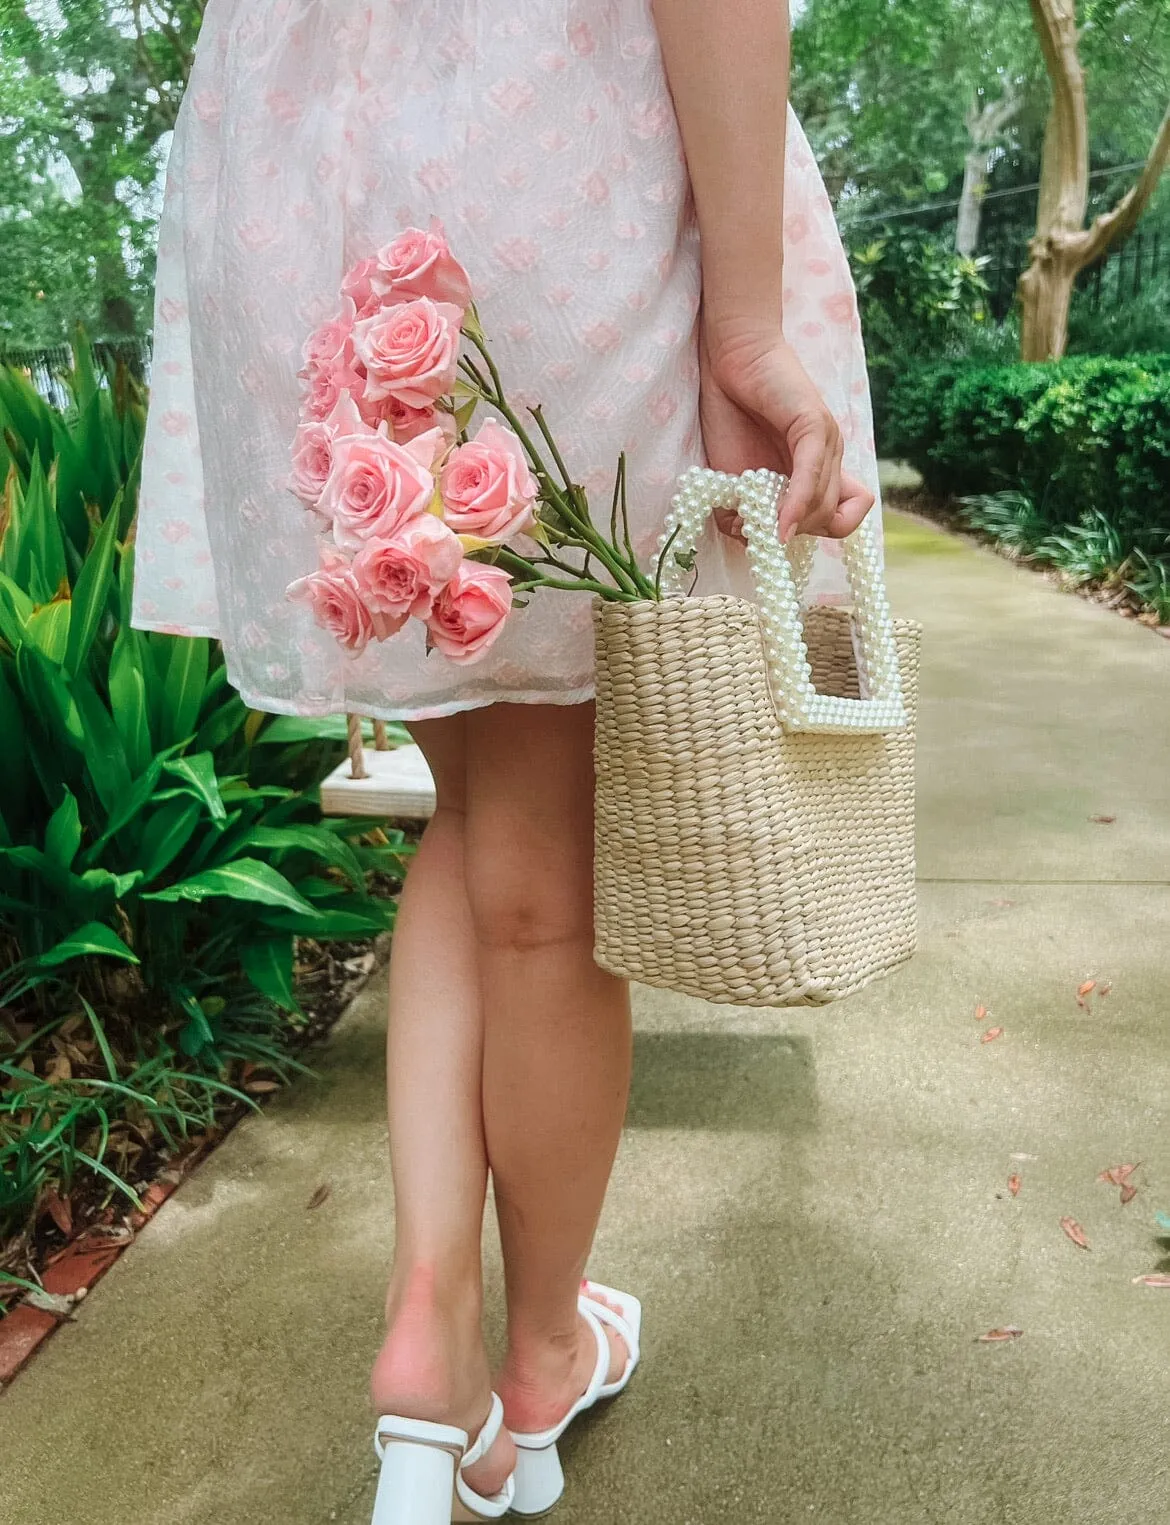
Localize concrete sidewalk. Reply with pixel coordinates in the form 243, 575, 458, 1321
4, 511, 1170, 1525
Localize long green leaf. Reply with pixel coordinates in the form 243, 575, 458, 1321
138, 797, 204, 883
141, 858, 318, 915
12, 451, 67, 604
161, 636, 209, 748
108, 624, 152, 774
27, 920, 139, 972
162, 753, 226, 824
16, 645, 85, 750
0, 569, 34, 648
65, 495, 120, 677
78, 994, 119, 1082
25, 599, 71, 663
240, 936, 299, 1014
258, 903, 395, 938
44, 790, 81, 869
79, 752, 166, 866
224, 823, 366, 889
70, 671, 133, 813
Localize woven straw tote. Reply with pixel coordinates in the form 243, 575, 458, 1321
592, 466, 922, 1008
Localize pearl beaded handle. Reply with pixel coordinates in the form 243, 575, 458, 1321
654, 466, 907, 735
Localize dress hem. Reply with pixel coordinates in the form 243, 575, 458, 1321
230, 675, 598, 724
130, 613, 599, 721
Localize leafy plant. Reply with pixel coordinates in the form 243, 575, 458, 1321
1033, 510, 1131, 586
1126, 547, 1170, 623
0, 334, 406, 1245
957, 491, 1053, 556
886, 352, 1170, 620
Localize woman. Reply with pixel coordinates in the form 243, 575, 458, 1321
133, 1, 877, 1517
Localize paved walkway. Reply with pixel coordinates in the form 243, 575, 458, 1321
5, 511, 1170, 1524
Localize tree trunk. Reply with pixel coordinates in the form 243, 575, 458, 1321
956, 149, 989, 257
1017, 238, 1080, 361
1019, 0, 1170, 360
956, 89, 1023, 259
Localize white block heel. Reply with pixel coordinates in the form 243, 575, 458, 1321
372, 1394, 515, 1525
508, 1281, 641, 1517
510, 1439, 566, 1518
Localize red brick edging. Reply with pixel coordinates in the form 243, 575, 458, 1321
0, 1178, 179, 1388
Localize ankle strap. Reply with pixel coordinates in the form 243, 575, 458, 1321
373, 1414, 468, 1463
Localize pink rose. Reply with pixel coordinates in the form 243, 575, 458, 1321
291, 390, 365, 508
401, 424, 454, 476
438, 418, 539, 541
359, 391, 458, 450
302, 358, 367, 421
371, 219, 473, 309
321, 427, 436, 550
299, 297, 357, 379
290, 420, 334, 507
287, 546, 382, 655
341, 257, 381, 316
426, 561, 514, 665
352, 297, 463, 409
352, 515, 464, 620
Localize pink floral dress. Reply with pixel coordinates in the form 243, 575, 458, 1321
132, 0, 881, 722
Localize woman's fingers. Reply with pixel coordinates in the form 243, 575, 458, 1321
781, 412, 845, 540
777, 423, 826, 544
825, 474, 876, 537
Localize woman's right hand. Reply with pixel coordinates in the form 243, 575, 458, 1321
698, 318, 874, 543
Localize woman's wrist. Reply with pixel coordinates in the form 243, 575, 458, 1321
700, 304, 787, 384
695, 254, 787, 338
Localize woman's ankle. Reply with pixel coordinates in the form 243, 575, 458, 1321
372, 1260, 488, 1423
495, 1318, 593, 1434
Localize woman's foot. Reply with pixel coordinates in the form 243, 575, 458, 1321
495, 1284, 633, 1435
371, 1266, 516, 1501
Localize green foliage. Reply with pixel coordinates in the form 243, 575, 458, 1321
1068, 278, 1170, 360
0, 1, 204, 343
847, 225, 1011, 436
887, 353, 1170, 618
957, 490, 1053, 556
0, 335, 407, 1241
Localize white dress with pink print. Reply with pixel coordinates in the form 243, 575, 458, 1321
132, 0, 880, 722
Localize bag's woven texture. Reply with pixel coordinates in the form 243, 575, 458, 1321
592, 599, 921, 1007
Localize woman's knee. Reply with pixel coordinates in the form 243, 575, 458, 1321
464, 821, 594, 952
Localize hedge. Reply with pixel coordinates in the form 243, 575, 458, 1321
882, 354, 1170, 548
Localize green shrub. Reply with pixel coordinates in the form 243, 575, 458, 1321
847, 225, 1011, 447
0, 334, 405, 1246
887, 351, 1170, 619
883, 353, 1170, 530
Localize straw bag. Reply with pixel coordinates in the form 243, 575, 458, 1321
592, 467, 921, 1008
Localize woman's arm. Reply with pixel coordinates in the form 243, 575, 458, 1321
651, 0, 872, 540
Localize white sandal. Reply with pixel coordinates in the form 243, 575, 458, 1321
509, 1281, 641, 1517
371, 1392, 516, 1524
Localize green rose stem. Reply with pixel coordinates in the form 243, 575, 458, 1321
457, 334, 658, 600
485, 544, 642, 602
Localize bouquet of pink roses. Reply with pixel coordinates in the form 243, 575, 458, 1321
287, 220, 666, 664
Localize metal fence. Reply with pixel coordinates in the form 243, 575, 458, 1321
979, 220, 1170, 320
0, 336, 153, 409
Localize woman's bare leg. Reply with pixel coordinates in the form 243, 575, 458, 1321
370, 714, 514, 1493
463, 702, 634, 1431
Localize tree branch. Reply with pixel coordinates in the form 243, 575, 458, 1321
1078, 99, 1170, 262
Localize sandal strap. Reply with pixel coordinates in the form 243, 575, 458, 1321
455, 1394, 515, 1519
460, 1392, 504, 1469
373, 1414, 467, 1463
580, 1294, 639, 1377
